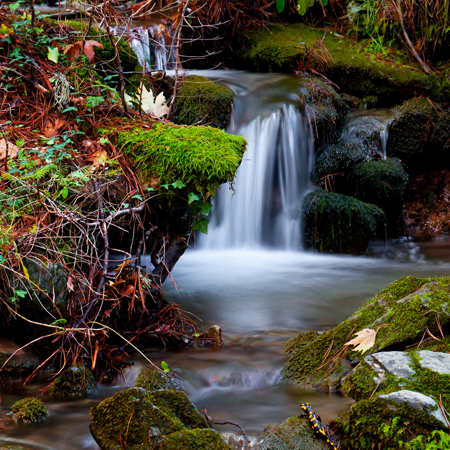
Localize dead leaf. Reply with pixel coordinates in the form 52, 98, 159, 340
67, 275, 75, 292
344, 328, 377, 353
86, 149, 108, 168
122, 285, 135, 296
136, 84, 169, 118
0, 139, 19, 160
43, 118, 65, 138
64, 40, 104, 64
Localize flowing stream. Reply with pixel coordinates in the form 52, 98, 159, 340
3, 72, 450, 449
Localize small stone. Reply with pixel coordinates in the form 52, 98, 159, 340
11, 397, 49, 424
379, 390, 448, 428
206, 325, 223, 346
417, 351, 450, 375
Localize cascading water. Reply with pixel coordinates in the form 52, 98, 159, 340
196, 72, 314, 250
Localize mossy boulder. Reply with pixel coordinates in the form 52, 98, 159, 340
90, 387, 210, 450
160, 429, 232, 450
302, 190, 385, 254
259, 416, 331, 450
134, 365, 179, 392
48, 364, 95, 398
236, 23, 430, 103
117, 123, 246, 195
11, 397, 48, 424
173, 75, 235, 130
284, 276, 450, 389
311, 141, 372, 192
386, 98, 450, 172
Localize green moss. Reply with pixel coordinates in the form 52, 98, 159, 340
284, 276, 450, 388
48, 364, 95, 398
135, 366, 178, 392
161, 429, 232, 450
236, 23, 430, 102
117, 123, 246, 195
11, 397, 48, 424
173, 76, 235, 130
302, 190, 385, 255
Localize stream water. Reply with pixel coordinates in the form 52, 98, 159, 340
2, 72, 450, 448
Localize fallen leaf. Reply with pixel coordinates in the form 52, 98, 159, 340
47, 46, 59, 63
121, 285, 135, 296
64, 40, 104, 64
136, 84, 169, 118
0, 139, 19, 160
67, 275, 75, 292
43, 118, 65, 138
345, 328, 377, 353
86, 149, 108, 168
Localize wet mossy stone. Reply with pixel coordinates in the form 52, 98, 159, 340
48, 364, 95, 398
311, 140, 372, 192
236, 23, 430, 103
302, 77, 349, 144
11, 397, 48, 424
302, 190, 385, 254
284, 276, 450, 389
172, 75, 235, 130
259, 416, 331, 450
117, 123, 246, 195
160, 428, 232, 450
386, 98, 450, 173
90, 387, 209, 450
134, 365, 178, 392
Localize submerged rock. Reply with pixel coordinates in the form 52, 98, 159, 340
302, 190, 385, 255
11, 397, 48, 424
173, 75, 235, 130
259, 416, 331, 450
48, 364, 95, 398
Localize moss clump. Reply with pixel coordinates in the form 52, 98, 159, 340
303, 77, 349, 143
302, 190, 385, 254
11, 397, 48, 424
90, 387, 209, 450
387, 98, 450, 172
236, 23, 430, 103
117, 123, 246, 194
135, 366, 178, 392
284, 276, 450, 388
311, 141, 371, 191
161, 429, 232, 450
173, 75, 235, 130
48, 364, 95, 398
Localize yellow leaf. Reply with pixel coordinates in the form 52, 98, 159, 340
344, 328, 377, 353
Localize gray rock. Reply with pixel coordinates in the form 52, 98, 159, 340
366, 351, 414, 379
0, 337, 40, 373
380, 390, 448, 428
417, 350, 450, 375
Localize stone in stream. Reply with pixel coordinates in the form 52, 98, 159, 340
48, 364, 95, 398
0, 337, 40, 375
10, 397, 49, 424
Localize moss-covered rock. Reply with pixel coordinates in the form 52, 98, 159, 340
117, 123, 246, 195
302, 77, 349, 144
134, 365, 178, 392
236, 24, 430, 103
48, 364, 95, 398
90, 387, 209, 450
160, 429, 232, 450
302, 190, 385, 254
311, 141, 372, 191
173, 75, 235, 130
386, 98, 450, 172
284, 276, 450, 389
11, 397, 48, 424
259, 416, 331, 450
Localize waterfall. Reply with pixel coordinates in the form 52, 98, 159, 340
199, 73, 314, 250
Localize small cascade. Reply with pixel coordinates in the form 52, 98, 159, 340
130, 25, 174, 70
340, 109, 392, 159
200, 73, 314, 250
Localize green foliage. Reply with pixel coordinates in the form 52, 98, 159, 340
409, 431, 450, 450
302, 190, 385, 254
11, 397, 49, 424
117, 123, 246, 195
173, 75, 235, 130
275, 0, 329, 15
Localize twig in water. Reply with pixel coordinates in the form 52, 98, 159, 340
202, 408, 250, 443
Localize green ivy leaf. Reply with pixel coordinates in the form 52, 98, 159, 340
193, 218, 209, 234
161, 361, 170, 373
61, 186, 69, 200
99, 137, 109, 144
196, 202, 212, 216
131, 194, 143, 201
161, 184, 170, 190
188, 192, 200, 204
171, 180, 186, 189
275, 0, 285, 13
47, 46, 59, 63
14, 289, 27, 298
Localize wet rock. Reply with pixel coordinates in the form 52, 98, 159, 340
90, 387, 211, 450
380, 390, 448, 428
259, 416, 331, 450
11, 397, 48, 424
48, 364, 95, 398
160, 429, 232, 449
365, 351, 415, 379
173, 75, 235, 130
302, 190, 385, 255
206, 325, 223, 346
416, 350, 450, 375
0, 337, 40, 374
134, 365, 179, 392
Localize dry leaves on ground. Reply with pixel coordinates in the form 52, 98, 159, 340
0, 139, 19, 160
64, 40, 104, 63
